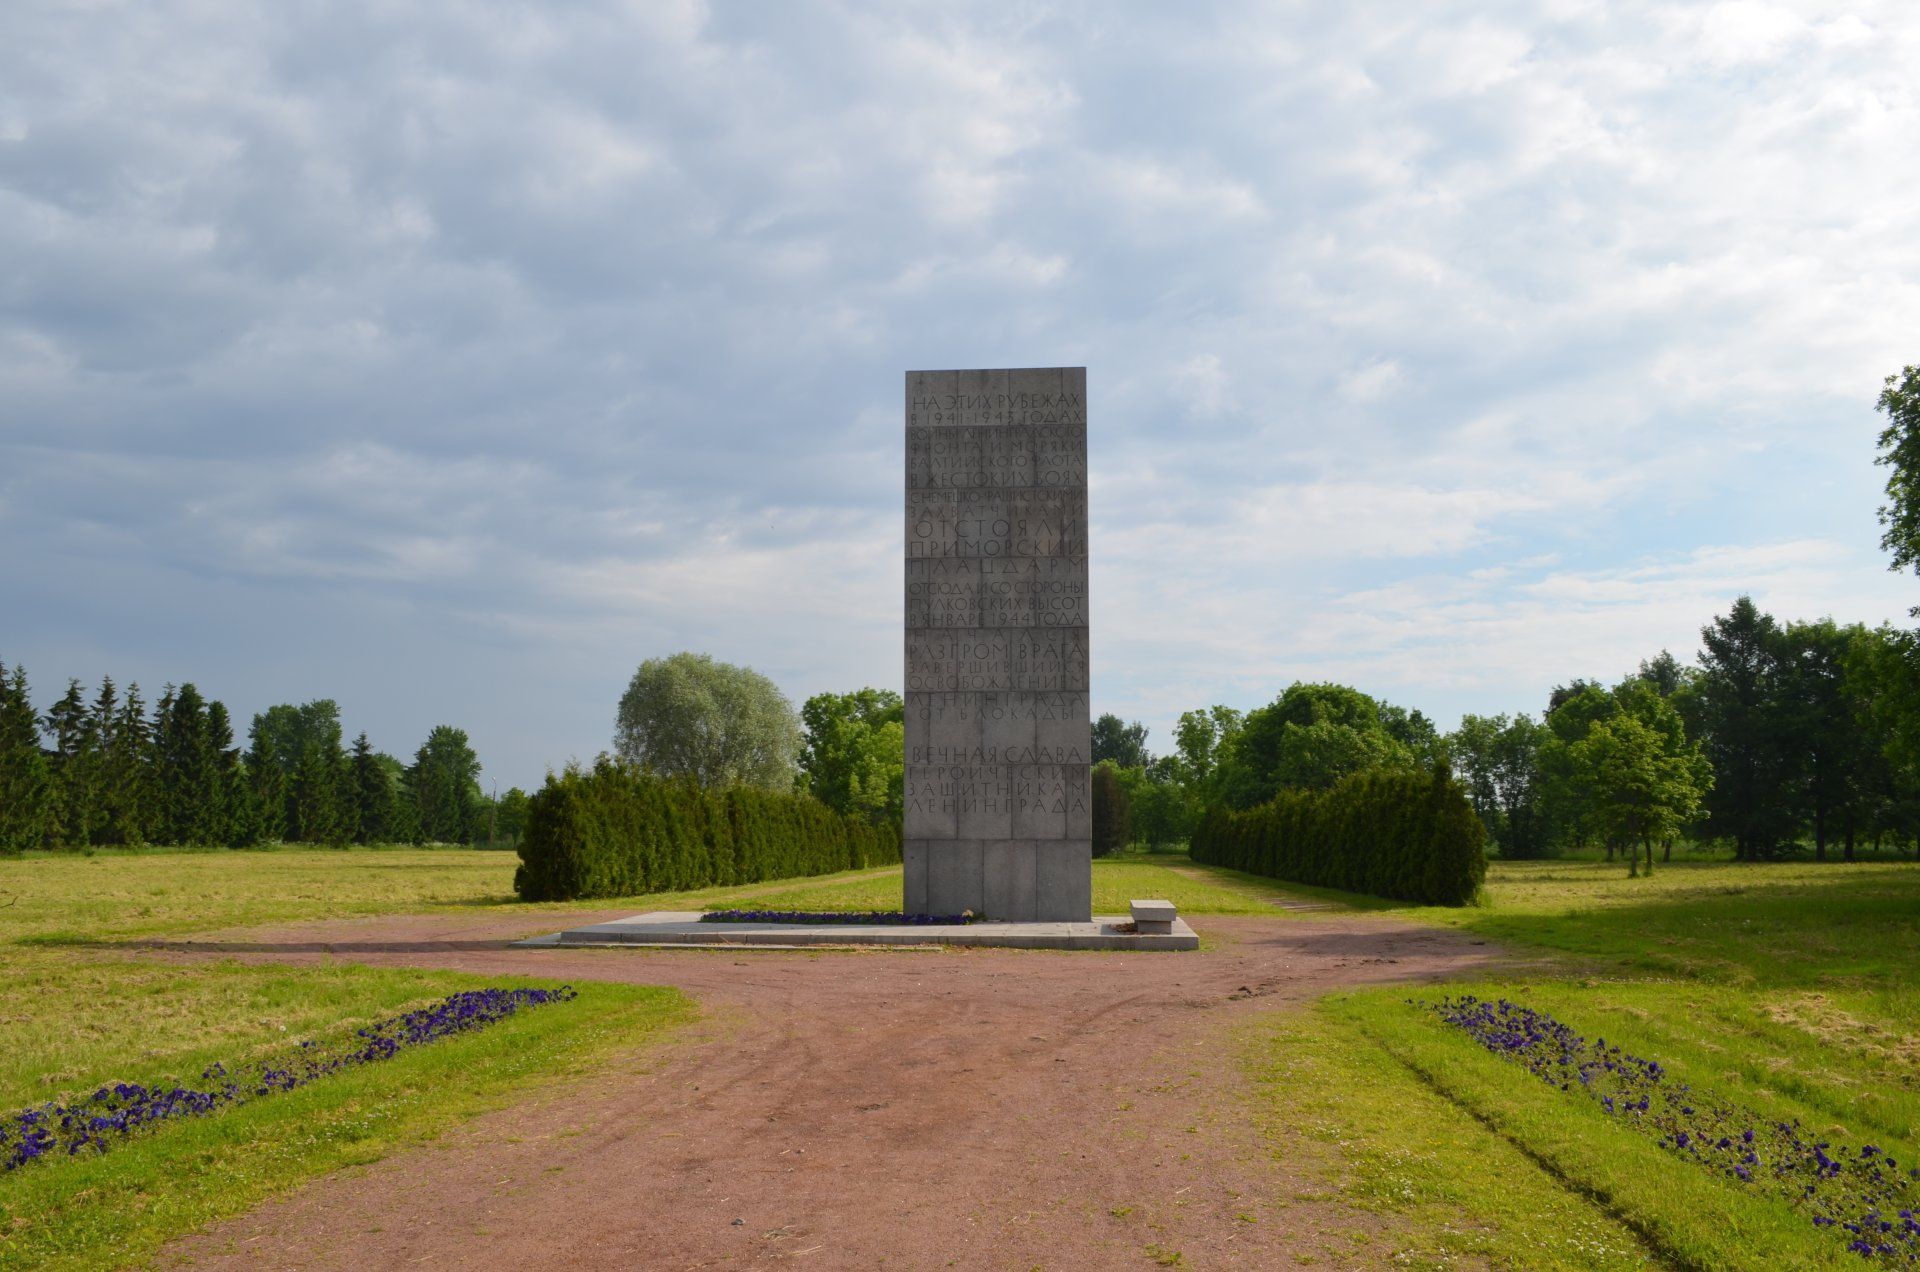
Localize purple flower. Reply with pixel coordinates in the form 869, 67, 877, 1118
700, 909, 978, 925
1422, 995, 1920, 1264
2, 986, 577, 1174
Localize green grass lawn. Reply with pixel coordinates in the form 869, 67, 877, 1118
727, 850, 1307, 915
0, 846, 932, 943
0, 845, 1306, 944
8, 846, 1916, 1269
1247, 858, 1920, 1269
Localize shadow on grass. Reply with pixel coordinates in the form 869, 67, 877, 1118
1208, 921, 1504, 960
1182, 856, 1920, 999
1454, 879, 1920, 991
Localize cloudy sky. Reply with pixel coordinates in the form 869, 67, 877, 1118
4, 1, 1918, 787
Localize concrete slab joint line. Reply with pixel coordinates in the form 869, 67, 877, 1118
521, 911, 1199, 952
904, 366, 1092, 922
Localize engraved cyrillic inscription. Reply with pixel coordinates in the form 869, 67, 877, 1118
906, 489, 1089, 558
905, 557, 1090, 629
904, 367, 1091, 921
905, 630, 1090, 692
903, 763, 1091, 822
906, 425, 1088, 489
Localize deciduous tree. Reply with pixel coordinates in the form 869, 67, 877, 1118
1170, 705, 1242, 800
1570, 713, 1710, 877
1091, 714, 1150, 769
797, 688, 904, 822
1217, 683, 1417, 806
615, 653, 801, 791
1448, 713, 1549, 858
1874, 363, 1920, 587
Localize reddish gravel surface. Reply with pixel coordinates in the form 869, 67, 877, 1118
155, 910, 1502, 1270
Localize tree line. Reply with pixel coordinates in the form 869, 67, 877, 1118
1089, 603, 1920, 867
1444, 361, 1920, 863
0, 650, 911, 854
0, 662, 508, 853
1087, 682, 1450, 856
1452, 605, 1920, 862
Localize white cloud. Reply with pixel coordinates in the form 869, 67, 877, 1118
1338, 358, 1402, 403
3, 0, 1919, 782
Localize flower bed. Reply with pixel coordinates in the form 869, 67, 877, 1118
699, 909, 977, 925
0, 986, 576, 1172
1426, 994, 1920, 1262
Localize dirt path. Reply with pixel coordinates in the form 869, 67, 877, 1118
155, 912, 1500, 1270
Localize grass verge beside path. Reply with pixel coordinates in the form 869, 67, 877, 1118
1243, 859, 1920, 1268
0, 975, 692, 1272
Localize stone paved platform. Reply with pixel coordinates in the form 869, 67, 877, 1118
517, 911, 1199, 952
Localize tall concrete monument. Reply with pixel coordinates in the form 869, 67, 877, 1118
903, 368, 1091, 921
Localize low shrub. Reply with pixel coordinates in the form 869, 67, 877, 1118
513, 758, 902, 901
1188, 763, 1484, 905
1091, 761, 1130, 858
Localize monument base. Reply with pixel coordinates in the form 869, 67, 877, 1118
903, 840, 1092, 922
518, 911, 1197, 952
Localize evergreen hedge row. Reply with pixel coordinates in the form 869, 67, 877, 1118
1189, 764, 1486, 905
513, 758, 902, 901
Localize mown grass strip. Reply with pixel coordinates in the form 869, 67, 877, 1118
1329, 994, 1859, 1270
1243, 1006, 1655, 1269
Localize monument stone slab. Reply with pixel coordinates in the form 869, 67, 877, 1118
904, 367, 1091, 922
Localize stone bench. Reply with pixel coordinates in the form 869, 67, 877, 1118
1130, 898, 1177, 935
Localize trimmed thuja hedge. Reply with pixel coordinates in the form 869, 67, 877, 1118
1189, 764, 1486, 905
514, 759, 902, 901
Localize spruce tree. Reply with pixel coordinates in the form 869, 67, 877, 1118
347, 732, 394, 844
388, 758, 422, 844
225, 757, 261, 847
107, 683, 156, 845
246, 727, 287, 843
1697, 597, 1797, 858
43, 679, 88, 755
87, 678, 121, 844
205, 700, 252, 847
156, 684, 220, 845
153, 685, 177, 841
43, 678, 99, 847
0, 661, 53, 853
290, 740, 347, 845
1091, 761, 1131, 857
406, 726, 481, 843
